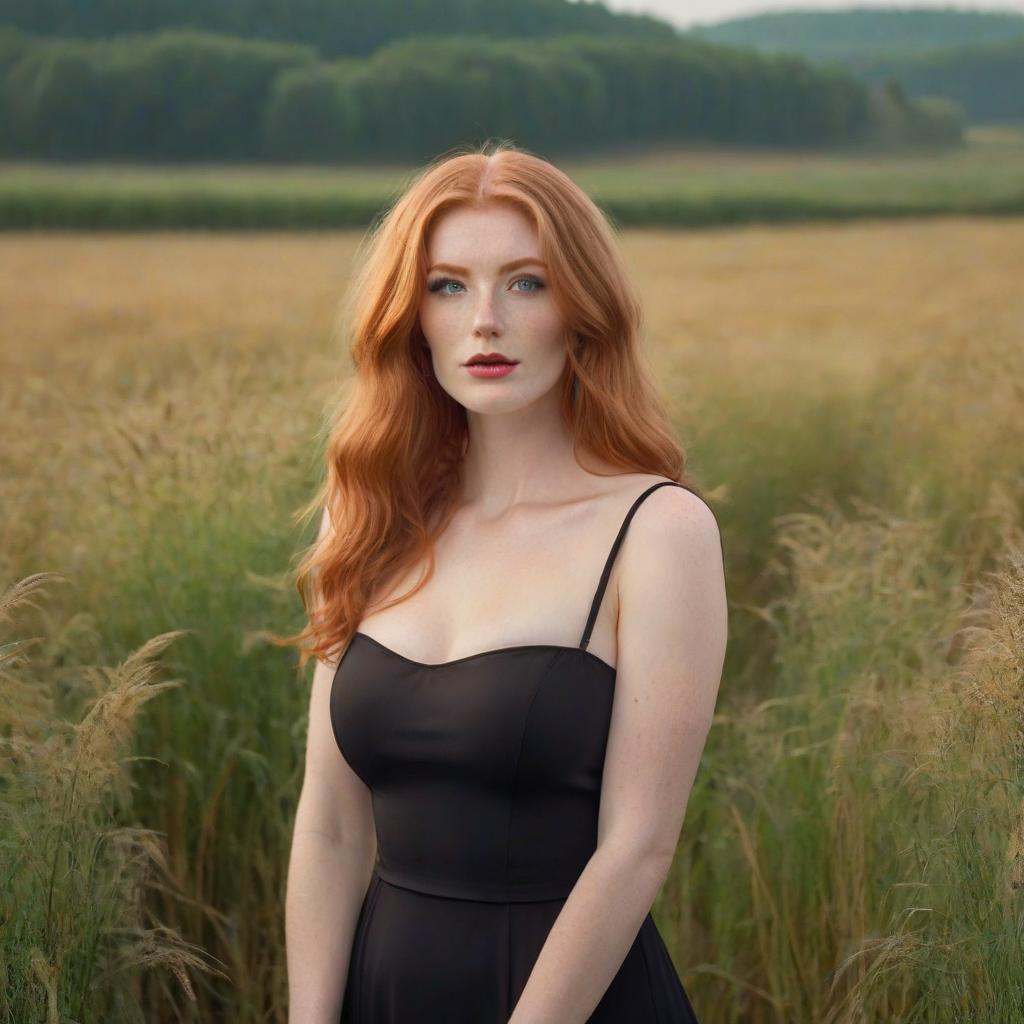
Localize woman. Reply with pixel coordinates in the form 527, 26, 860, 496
283, 141, 728, 1023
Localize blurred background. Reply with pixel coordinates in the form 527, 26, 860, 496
2, 2, 1023, 1022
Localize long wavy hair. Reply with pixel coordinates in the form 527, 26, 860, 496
276, 140, 702, 670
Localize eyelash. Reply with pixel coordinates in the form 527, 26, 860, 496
427, 275, 544, 296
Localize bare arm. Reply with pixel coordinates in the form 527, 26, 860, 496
507, 487, 727, 1024
286, 509, 377, 1023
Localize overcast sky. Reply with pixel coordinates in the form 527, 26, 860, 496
597, 0, 1024, 30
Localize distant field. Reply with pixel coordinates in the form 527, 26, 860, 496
2, 124, 1023, 229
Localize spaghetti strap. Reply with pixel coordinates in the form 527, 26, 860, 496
579, 480, 702, 651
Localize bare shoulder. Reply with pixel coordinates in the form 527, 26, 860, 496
615, 474, 722, 549
614, 475, 726, 603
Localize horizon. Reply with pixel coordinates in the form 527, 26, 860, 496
594, 0, 1024, 30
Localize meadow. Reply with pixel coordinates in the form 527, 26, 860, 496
1, 213, 1022, 1022
2, 123, 1024, 229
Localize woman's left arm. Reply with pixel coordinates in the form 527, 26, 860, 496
508, 486, 728, 1024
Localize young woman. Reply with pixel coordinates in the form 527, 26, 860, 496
283, 142, 728, 1024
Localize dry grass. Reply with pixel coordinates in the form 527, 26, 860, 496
0, 573, 228, 1023
0, 218, 1021, 1021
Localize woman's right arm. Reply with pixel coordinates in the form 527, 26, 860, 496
286, 512, 377, 1023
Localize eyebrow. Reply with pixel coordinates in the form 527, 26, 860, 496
426, 257, 547, 275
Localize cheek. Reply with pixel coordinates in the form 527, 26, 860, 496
533, 303, 564, 336
418, 301, 453, 347
518, 297, 565, 347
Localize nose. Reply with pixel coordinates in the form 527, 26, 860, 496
472, 290, 501, 338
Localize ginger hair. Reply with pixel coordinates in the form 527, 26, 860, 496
274, 140, 700, 671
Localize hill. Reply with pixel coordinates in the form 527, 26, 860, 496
687, 6, 1024, 124
687, 6, 1024, 62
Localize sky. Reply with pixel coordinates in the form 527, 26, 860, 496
597, 0, 1024, 30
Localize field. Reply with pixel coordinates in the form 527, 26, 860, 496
2, 124, 1024, 229
2, 213, 1023, 1022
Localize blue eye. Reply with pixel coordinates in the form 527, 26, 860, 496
513, 276, 544, 292
427, 277, 464, 295
426, 275, 545, 295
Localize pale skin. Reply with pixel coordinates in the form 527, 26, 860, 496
285, 200, 728, 1023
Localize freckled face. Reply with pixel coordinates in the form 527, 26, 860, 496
418, 203, 568, 412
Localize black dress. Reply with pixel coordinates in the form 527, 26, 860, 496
331, 480, 703, 1023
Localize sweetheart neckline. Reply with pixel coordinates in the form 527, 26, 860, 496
351, 630, 617, 677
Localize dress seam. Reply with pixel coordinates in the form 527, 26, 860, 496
329, 672, 373, 791
504, 650, 563, 1014
504, 649, 563, 887
374, 868, 571, 903
354, 874, 382, 1024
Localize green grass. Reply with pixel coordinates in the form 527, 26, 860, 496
2, 124, 1023, 229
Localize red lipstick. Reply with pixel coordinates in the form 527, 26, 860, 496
463, 352, 519, 379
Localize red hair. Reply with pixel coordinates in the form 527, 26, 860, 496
276, 140, 700, 670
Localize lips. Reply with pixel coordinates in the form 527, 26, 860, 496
465, 353, 518, 365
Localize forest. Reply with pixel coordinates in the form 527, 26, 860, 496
0, 21, 960, 163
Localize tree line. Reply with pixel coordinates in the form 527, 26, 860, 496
0, 26, 963, 163
0, 0, 675, 58
851, 35, 1024, 124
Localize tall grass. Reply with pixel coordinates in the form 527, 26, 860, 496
673, 493, 1023, 1021
661, 234, 1024, 1019
0, 218, 1020, 1021
0, 573, 226, 1022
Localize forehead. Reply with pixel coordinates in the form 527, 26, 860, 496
426, 203, 540, 261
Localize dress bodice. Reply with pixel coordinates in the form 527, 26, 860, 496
329, 480, 699, 903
